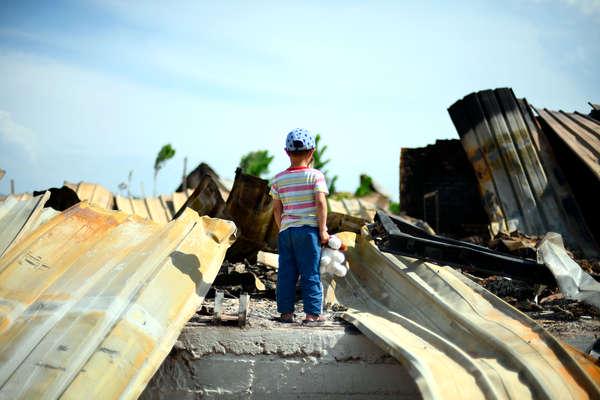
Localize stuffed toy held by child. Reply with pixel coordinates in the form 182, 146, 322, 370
320, 235, 348, 277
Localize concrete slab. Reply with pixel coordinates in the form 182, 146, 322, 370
141, 323, 420, 399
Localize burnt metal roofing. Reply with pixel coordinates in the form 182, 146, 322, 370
0, 202, 236, 399
64, 181, 114, 210
448, 88, 597, 256
329, 228, 600, 399
534, 108, 600, 181
0, 192, 57, 257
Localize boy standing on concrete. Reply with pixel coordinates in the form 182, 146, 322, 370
270, 128, 329, 323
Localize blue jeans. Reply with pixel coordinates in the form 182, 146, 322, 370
277, 226, 322, 315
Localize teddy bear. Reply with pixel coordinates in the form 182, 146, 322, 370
320, 235, 348, 277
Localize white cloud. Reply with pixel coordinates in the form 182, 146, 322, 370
0, 110, 37, 160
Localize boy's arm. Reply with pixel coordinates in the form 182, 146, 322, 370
273, 199, 283, 228
315, 191, 329, 244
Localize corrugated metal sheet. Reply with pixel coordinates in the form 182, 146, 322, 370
0, 193, 33, 203
170, 190, 194, 215
176, 162, 232, 201
327, 197, 377, 233
535, 108, 600, 181
328, 229, 600, 399
448, 88, 597, 256
114, 190, 196, 224
64, 181, 114, 209
0, 202, 236, 399
0, 192, 58, 257
116, 196, 171, 224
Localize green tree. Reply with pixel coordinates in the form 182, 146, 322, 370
240, 150, 274, 177
313, 134, 339, 194
354, 174, 374, 197
154, 144, 176, 196
388, 201, 401, 215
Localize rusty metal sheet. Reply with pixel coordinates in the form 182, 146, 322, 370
64, 181, 114, 209
448, 93, 516, 234
0, 192, 54, 257
536, 108, 600, 181
518, 100, 598, 257
223, 168, 277, 261
328, 229, 600, 399
172, 174, 227, 220
0, 202, 236, 399
449, 89, 598, 256
177, 162, 231, 201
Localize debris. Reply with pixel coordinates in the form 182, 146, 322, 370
172, 173, 226, 220
212, 262, 268, 294
176, 162, 232, 201
221, 168, 278, 262
0, 192, 55, 257
535, 106, 600, 253
586, 338, 600, 361
64, 181, 114, 209
209, 289, 251, 327
330, 223, 600, 399
400, 139, 488, 237
448, 88, 598, 256
32, 185, 80, 211
213, 289, 224, 323
257, 250, 278, 269
373, 210, 555, 285
487, 233, 538, 259
327, 197, 377, 233
238, 293, 250, 327
589, 102, 600, 122
0, 202, 237, 399
537, 232, 600, 310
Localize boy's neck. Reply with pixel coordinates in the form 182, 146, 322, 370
289, 159, 311, 168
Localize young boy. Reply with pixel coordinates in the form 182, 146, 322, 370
270, 128, 329, 323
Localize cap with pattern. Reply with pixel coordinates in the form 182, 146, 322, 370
285, 128, 316, 151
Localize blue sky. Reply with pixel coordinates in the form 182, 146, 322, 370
1, 0, 599, 200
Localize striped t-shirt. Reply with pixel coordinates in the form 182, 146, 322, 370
270, 166, 329, 231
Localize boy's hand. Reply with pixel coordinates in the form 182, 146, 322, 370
320, 229, 330, 245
